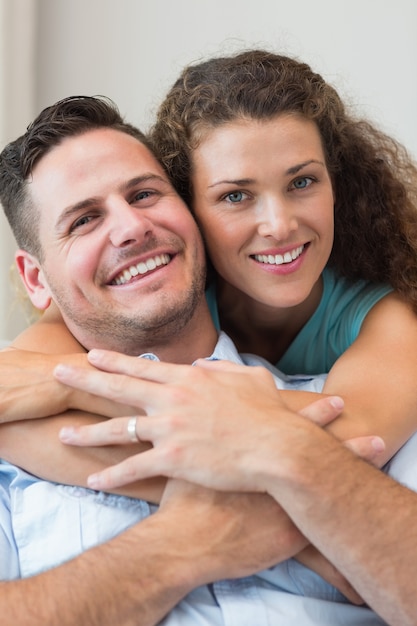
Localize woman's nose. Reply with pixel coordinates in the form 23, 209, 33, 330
256, 198, 298, 240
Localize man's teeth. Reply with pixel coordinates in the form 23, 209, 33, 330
113, 254, 171, 285
253, 245, 304, 266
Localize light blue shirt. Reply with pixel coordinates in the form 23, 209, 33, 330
0, 332, 398, 625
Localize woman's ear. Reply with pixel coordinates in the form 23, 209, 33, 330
15, 250, 52, 311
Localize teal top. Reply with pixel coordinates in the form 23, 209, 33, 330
206, 267, 393, 375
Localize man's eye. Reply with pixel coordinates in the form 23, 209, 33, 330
134, 190, 153, 201
70, 215, 94, 232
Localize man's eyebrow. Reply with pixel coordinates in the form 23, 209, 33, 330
120, 173, 169, 192
56, 173, 170, 230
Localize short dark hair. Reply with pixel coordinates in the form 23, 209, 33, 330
0, 95, 151, 259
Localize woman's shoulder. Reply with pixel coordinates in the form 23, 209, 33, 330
321, 267, 393, 311
278, 269, 393, 374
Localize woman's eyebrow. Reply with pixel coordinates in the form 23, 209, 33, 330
208, 178, 254, 189
207, 160, 326, 189
286, 159, 325, 175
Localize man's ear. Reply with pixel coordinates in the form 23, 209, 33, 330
15, 250, 52, 311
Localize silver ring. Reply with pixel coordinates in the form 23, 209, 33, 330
127, 416, 139, 443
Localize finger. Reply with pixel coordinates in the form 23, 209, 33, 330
53, 364, 162, 410
86, 449, 160, 490
194, 358, 252, 373
344, 435, 385, 464
59, 416, 137, 447
87, 349, 192, 383
298, 396, 344, 427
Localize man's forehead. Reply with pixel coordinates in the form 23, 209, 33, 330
38, 127, 160, 168
32, 128, 171, 194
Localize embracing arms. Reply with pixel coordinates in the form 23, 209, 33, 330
3, 292, 417, 468
2, 473, 314, 626
54, 353, 417, 626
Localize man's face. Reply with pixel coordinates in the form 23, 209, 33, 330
23, 128, 206, 353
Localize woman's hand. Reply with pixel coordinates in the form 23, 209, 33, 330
0, 348, 133, 422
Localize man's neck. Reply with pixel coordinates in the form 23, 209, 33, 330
133, 305, 219, 364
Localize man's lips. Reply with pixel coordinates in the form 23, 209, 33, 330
110, 253, 172, 285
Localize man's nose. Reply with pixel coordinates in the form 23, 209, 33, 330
108, 200, 153, 248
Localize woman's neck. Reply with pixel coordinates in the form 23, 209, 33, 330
216, 278, 323, 364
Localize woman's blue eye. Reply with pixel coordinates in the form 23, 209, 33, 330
293, 177, 313, 190
225, 191, 244, 203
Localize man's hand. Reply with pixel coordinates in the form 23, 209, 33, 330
158, 477, 307, 580
56, 351, 384, 491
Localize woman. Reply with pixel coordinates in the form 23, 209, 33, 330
151, 49, 417, 369
147, 50, 417, 454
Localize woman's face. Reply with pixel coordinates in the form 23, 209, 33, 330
191, 114, 335, 309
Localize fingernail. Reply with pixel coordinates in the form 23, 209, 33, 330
54, 364, 70, 378
87, 474, 100, 489
59, 427, 76, 442
329, 396, 344, 410
87, 349, 101, 363
371, 436, 385, 452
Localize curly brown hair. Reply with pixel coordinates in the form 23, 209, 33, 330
150, 49, 417, 310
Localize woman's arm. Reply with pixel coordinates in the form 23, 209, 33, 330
27, 292, 417, 466
11, 303, 84, 351
0, 312, 162, 499
1, 304, 135, 421
0, 413, 165, 503
320, 292, 417, 464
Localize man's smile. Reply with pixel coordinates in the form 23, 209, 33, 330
111, 253, 172, 285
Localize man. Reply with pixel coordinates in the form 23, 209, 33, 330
0, 95, 408, 625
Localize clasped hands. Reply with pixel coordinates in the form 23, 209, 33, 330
55, 350, 384, 491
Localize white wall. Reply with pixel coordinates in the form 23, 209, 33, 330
0, 0, 38, 341
1, 0, 416, 340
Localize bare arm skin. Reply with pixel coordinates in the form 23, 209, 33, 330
0, 308, 329, 489
264, 428, 417, 626
322, 292, 417, 460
